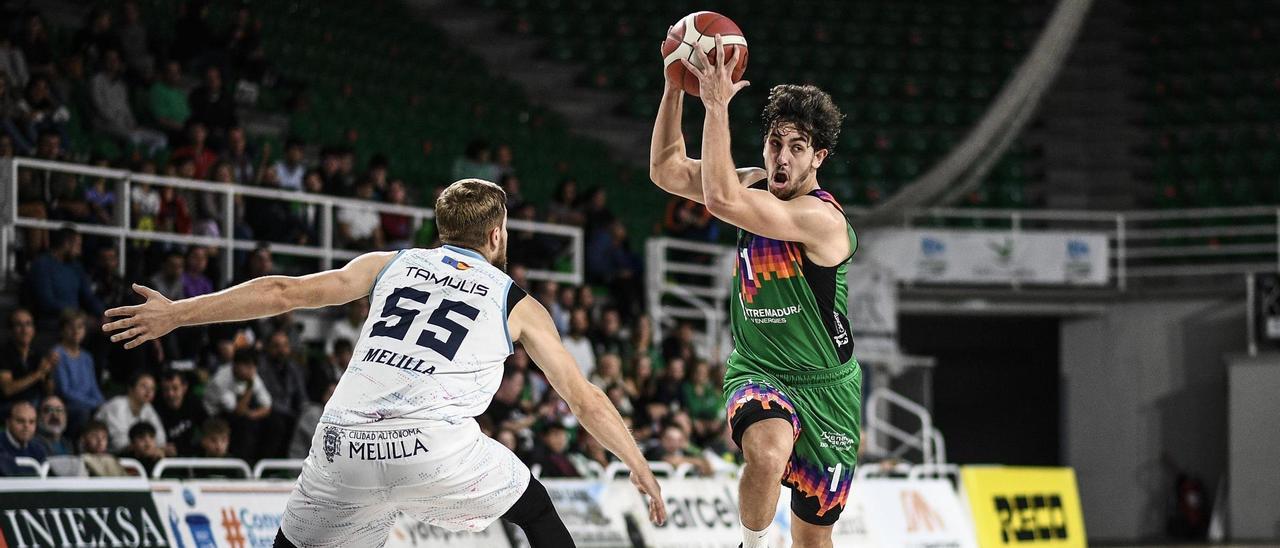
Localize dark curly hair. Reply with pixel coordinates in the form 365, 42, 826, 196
760, 84, 844, 152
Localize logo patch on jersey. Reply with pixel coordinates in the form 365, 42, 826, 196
441, 256, 471, 270
322, 426, 345, 462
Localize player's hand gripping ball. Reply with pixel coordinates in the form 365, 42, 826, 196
661, 11, 748, 97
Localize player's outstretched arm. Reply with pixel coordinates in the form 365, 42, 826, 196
649, 61, 763, 204
509, 295, 667, 526
103, 251, 396, 349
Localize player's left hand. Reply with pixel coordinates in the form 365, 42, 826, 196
680, 34, 749, 108
631, 470, 668, 526
103, 284, 179, 349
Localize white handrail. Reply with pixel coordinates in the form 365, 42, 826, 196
253, 458, 305, 479
12, 456, 47, 478
152, 457, 252, 479
2, 157, 584, 286
118, 457, 147, 477
865, 387, 938, 466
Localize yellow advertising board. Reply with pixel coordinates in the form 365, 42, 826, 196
960, 466, 1086, 548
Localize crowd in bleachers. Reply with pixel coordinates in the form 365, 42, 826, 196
0, 2, 741, 479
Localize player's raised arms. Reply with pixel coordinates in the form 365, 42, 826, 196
102, 251, 397, 349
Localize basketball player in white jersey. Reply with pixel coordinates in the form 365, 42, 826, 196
103, 179, 666, 547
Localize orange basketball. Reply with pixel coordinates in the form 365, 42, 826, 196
661, 12, 748, 97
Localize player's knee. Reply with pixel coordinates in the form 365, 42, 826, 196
743, 443, 791, 476
790, 519, 834, 548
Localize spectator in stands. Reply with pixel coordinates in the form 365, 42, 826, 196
662, 321, 697, 364
646, 423, 712, 476
451, 139, 499, 182
483, 366, 534, 434
0, 36, 29, 90
507, 203, 557, 270
52, 310, 102, 438
0, 75, 32, 155
528, 423, 580, 478
204, 348, 272, 461
18, 77, 71, 152
577, 286, 599, 322
246, 168, 306, 243
224, 6, 268, 82
547, 178, 584, 226
120, 422, 163, 474
74, 7, 121, 67
223, 126, 263, 184
649, 357, 685, 410
183, 246, 214, 298
17, 15, 54, 76
1, 309, 54, 413
188, 66, 236, 145
589, 353, 624, 391
172, 121, 219, 180
580, 187, 615, 238
89, 49, 166, 155
90, 247, 129, 311
197, 417, 231, 459
157, 371, 205, 457
274, 138, 306, 191
29, 226, 104, 328
365, 155, 390, 196
664, 197, 718, 242
682, 361, 724, 442
34, 395, 72, 457
289, 381, 335, 459
234, 243, 274, 285
95, 372, 166, 453
500, 173, 524, 210
149, 251, 185, 301
494, 143, 516, 179
149, 60, 189, 141
326, 298, 367, 355
116, 2, 154, 77
260, 330, 306, 457
552, 285, 575, 334
563, 308, 596, 377
570, 431, 613, 473
0, 402, 44, 475
337, 179, 384, 250
84, 168, 117, 225
592, 308, 628, 359
381, 179, 415, 248
76, 420, 124, 476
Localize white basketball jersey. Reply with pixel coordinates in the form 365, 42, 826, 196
321, 245, 517, 428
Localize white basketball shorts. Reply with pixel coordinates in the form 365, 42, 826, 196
279, 419, 530, 547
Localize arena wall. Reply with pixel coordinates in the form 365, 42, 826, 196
1061, 296, 1245, 541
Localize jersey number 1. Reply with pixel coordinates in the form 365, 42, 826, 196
370, 286, 479, 361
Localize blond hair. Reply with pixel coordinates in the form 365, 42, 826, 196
435, 178, 507, 250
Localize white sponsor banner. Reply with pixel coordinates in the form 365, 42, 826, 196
867, 229, 1109, 286
846, 257, 898, 360
543, 478, 637, 548
858, 479, 978, 548
384, 515, 510, 548
768, 486, 880, 547
636, 477, 741, 548
151, 480, 292, 548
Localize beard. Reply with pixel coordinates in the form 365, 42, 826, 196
495, 239, 508, 271
40, 420, 65, 438
769, 164, 816, 200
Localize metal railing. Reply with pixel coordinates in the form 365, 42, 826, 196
645, 237, 737, 363
874, 205, 1280, 290
864, 387, 943, 466
1, 157, 583, 286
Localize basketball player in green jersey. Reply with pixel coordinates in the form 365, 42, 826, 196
650, 37, 860, 548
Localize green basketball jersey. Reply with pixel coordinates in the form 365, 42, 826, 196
726, 188, 858, 375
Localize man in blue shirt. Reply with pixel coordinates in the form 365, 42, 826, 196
53, 311, 103, 438
0, 402, 46, 476
28, 226, 104, 330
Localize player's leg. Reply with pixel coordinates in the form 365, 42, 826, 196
786, 369, 862, 548
500, 475, 576, 547
727, 380, 802, 548
789, 515, 834, 548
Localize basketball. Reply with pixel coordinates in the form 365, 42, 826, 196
661, 11, 748, 97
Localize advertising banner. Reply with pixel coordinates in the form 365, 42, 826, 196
766, 485, 879, 547
383, 516, 510, 548
868, 229, 1110, 286
635, 477, 741, 548
0, 478, 169, 548
151, 480, 292, 548
858, 478, 978, 548
846, 258, 898, 361
960, 466, 1086, 548
542, 478, 638, 548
